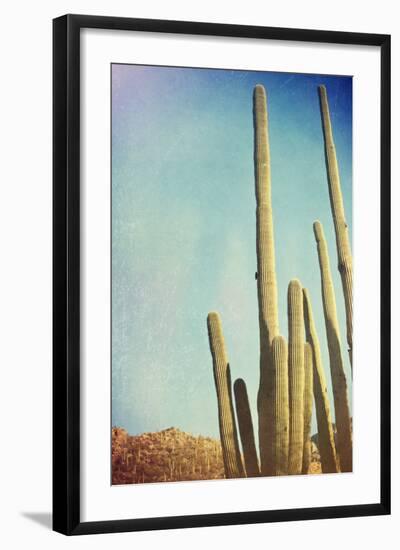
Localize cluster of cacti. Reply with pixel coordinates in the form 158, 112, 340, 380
207, 83, 352, 478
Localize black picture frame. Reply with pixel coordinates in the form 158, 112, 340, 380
53, 14, 391, 536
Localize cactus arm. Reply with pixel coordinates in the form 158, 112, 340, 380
234, 378, 260, 477
207, 312, 244, 478
271, 336, 289, 476
302, 342, 314, 474
253, 84, 280, 473
318, 85, 353, 369
287, 279, 305, 475
303, 288, 338, 473
313, 221, 353, 472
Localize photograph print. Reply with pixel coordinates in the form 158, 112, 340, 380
111, 63, 353, 485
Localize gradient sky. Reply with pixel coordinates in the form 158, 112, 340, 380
111, 64, 352, 440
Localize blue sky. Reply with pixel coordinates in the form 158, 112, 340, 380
111, 64, 352, 440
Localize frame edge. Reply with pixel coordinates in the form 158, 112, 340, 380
52, 13, 391, 535
53, 14, 81, 536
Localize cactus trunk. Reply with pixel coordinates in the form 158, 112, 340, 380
207, 312, 244, 478
253, 84, 280, 474
287, 279, 305, 475
303, 288, 338, 473
234, 378, 260, 477
318, 85, 353, 369
313, 221, 352, 472
302, 342, 313, 474
271, 336, 290, 475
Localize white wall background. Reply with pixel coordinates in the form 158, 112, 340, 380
0, 0, 397, 547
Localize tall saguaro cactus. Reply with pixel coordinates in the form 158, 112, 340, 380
234, 379, 260, 477
207, 312, 244, 478
253, 84, 280, 473
318, 85, 353, 368
303, 288, 338, 473
313, 221, 352, 472
302, 342, 313, 474
287, 279, 305, 475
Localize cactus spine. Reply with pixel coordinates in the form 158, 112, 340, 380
302, 342, 313, 474
303, 288, 338, 473
287, 279, 305, 475
253, 84, 280, 474
207, 312, 244, 478
318, 85, 353, 368
234, 378, 260, 477
271, 336, 290, 475
313, 221, 352, 472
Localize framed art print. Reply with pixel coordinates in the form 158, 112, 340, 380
53, 14, 391, 535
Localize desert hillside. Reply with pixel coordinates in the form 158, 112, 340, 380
112, 426, 225, 484
112, 426, 322, 484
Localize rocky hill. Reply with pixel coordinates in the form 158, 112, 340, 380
112, 426, 225, 484
112, 426, 322, 484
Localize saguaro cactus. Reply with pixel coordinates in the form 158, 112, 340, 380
234, 379, 260, 477
302, 342, 313, 474
271, 336, 290, 475
207, 312, 244, 478
303, 288, 338, 473
318, 85, 353, 368
253, 84, 280, 473
253, 84, 280, 346
287, 279, 305, 475
313, 221, 352, 472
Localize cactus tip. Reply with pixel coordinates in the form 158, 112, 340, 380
313, 220, 323, 241
289, 278, 302, 291
234, 378, 245, 390
207, 310, 219, 318
254, 83, 266, 97
207, 311, 221, 327
272, 334, 286, 347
